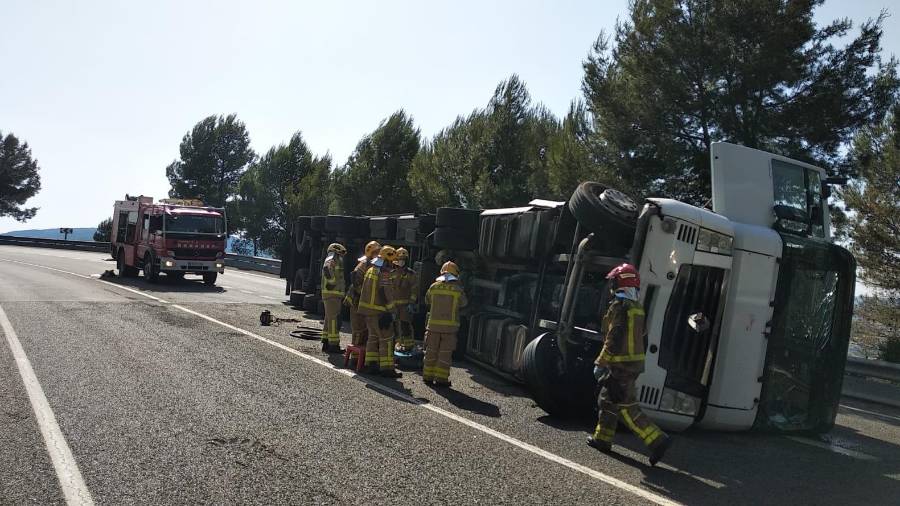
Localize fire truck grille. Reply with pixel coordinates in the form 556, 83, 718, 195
658, 265, 728, 387
172, 248, 217, 260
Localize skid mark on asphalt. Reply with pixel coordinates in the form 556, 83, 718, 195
0, 304, 94, 505
6, 256, 682, 505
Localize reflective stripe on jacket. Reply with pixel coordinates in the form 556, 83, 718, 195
391, 267, 418, 305
425, 280, 467, 332
357, 264, 395, 315
320, 255, 345, 299
595, 299, 646, 370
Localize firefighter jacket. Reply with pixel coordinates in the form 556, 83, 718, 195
320, 254, 345, 300
349, 257, 368, 304
357, 263, 396, 315
425, 279, 468, 332
390, 266, 419, 306
595, 299, 646, 372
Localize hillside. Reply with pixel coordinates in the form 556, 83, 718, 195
2, 228, 96, 241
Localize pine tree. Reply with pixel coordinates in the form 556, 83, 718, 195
0, 131, 42, 221
93, 217, 112, 242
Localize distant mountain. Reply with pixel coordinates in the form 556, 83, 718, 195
2, 228, 96, 241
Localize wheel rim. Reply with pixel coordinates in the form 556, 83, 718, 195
600, 189, 638, 219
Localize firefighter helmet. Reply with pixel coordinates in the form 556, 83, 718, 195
364, 241, 382, 259
606, 263, 640, 289
380, 245, 398, 263
440, 261, 460, 277
327, 243, 347, 256
396, 247, 409, 261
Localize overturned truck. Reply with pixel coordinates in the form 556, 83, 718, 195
282, 142, 855, 433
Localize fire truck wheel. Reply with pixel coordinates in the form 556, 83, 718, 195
522, 332, 581, 418
117, 250, 137, 277
568, 182, 638, 239
143, 253, 159, 283
203, 272, 218, 286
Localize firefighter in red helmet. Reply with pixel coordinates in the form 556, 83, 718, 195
587, 263, 671, 466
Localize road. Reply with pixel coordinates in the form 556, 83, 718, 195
1, 245, 898, 505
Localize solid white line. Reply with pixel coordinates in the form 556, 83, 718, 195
94, 279, 169, 304
226, 270, 282, 283
3, 255, 680, 504
0, 258, 92, 279
840, 404, 900, 423
0, 305, 94, 505
169, 303, 680, 506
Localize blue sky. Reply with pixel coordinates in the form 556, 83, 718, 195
1, 0, 898, 233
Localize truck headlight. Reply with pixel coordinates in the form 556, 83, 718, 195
215, 262, 224, 269
696, 228, 733, 255
659, 388, 700, 416
164, 260, 175, 267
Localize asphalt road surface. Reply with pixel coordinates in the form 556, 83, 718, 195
1, 245, 899, 505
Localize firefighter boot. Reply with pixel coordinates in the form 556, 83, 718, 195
649, 436, 672, 466
321, 339, 329, 352
586, 437, 613, 453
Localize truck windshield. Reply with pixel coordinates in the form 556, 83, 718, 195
754, 235, 855, 432
165, 214, 224, 235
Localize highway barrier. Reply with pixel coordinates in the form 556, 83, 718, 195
0, 234, 110, 252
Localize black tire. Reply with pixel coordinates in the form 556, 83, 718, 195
436, 207, 480, 231
568, 182, 638, 237
303, 294, 320, 313
310, 216, 326, 232
203, 272, 218, 286
433, 227, 477, 251
143, 253, 159, 283
168, 271, 185, 281
290, 290, 306, 307
522, 333, 584, 418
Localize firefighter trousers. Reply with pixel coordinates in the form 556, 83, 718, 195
363, 315, 395, 371
322, 297, 342, 346
394, 312, 414, 349
349, 303, 367, 358
592, 369, 668, 450
423, 330, 457, 383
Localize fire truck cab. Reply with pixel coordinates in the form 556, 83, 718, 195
110, 196, 227, 285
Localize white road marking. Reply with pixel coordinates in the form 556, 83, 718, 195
239, 290, 254, 295
226, 270, 282, 283
0, 258, 92, 279
260, 295, 277, 300
840, 404, 900, 423
0, 305, 95, 505
168, 304, 681, 506
786, 436, 878, 461
3, 254, 681, 505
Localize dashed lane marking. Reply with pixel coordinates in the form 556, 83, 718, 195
6, 256, 682, 506
0, 304, 95, 505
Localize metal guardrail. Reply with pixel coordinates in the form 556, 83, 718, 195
224, 253, 281, 274
0, 234, 110, 252
845, 357, 900, 384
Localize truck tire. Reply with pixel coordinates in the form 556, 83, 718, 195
303, 293, 320, 313
433, 227, 477, 251
568, 182, 638, 236
203, 272, 218, 286
436, 207, 480, 232
310, 216, 326, 232
290, 290, 306, 307
168, 271, 185, 281
143, 253, 159, 283
522, 332, 581, 418
117, 250, 138, 277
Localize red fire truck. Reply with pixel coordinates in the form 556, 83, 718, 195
110, 196, 227, 285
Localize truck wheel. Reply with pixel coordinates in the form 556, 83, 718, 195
433, 227, 477, 251
203, 272, 218, 286
568, 182, 638, 238
117, 250, 138, 277
168, 271, 185, 281
522, 332, 583, 418
143, 253, 159, 283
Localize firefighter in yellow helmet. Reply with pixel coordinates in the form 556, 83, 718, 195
346, 240, 381, 356
320, 242, 347, 353
422, 261, 467, 387
357, 245, 401, 377
587, 263, 671, 466
390, 247, 419, 351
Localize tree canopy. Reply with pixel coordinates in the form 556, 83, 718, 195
0, 131, 42, 221
166, 114, 255, 208
93, 217, 112, 242
583, 0, 899, 205
333, 110, 421, 215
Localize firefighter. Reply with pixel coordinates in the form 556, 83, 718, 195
320, 242, 347, 353
346, 241, 381, 356
357, 245, 402, 378
422, 261, 467, 387
391, 247, 418, 351
587, 263, 672, 466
